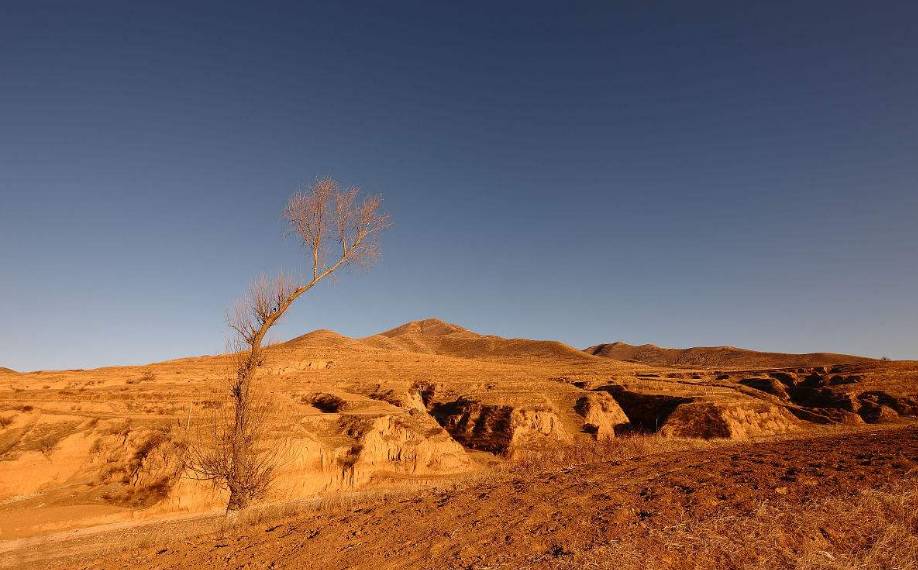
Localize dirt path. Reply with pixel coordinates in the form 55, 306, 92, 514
5, 427, 917, 569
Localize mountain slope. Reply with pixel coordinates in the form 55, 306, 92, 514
585, 341, 874, 369
362, 318, 597, 362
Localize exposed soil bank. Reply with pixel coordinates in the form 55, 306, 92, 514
9, 426, 917, 570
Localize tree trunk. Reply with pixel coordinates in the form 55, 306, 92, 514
228, 364, 252, 512
226, 486, 248, 512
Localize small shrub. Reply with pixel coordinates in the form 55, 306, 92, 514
127, 370, 157, 385
134, 534, 156, 550
38, 435, 61, 459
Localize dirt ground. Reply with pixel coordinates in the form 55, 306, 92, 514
1, 320, 916, 568
5, 426, 915, 569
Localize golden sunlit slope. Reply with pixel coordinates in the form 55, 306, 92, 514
586, 341, 875, 369
1, 318, 915, 544
362, 318, 599, 363
281, 328, 368, 351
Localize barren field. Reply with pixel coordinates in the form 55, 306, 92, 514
5, 428, 917, 569
1, 319, 916, 568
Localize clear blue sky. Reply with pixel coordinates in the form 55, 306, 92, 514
1, 1, 917, 370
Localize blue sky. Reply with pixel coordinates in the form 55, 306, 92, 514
1, 1, 917, 370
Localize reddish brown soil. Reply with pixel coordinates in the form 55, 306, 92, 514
2, 320, 915, 566
10, 426, 917, 569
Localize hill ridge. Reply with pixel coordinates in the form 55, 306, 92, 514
586, 341, 874, 368
378, 318, 469, 338
359, 318, 596, 362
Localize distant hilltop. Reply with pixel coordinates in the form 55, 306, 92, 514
284, 319, 878, 369
4, 319, 885, 374
585, 341, 875, 369
281, 318, 595, 364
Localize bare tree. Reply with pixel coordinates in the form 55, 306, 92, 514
184, 344, 280, 511
185, 177, 390, 511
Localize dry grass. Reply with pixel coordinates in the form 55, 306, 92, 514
129, 439, 918, 570
9, 421, 81, 459
596, 477, 918, 570
126, 370, 156, 385
233, 500, 305, 529
37, 434, 60, 458
508, 433, 720, 473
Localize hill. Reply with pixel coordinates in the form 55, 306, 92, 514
0, 318, 914, 546
361, 318, 597, 362
585, 341, 874, 369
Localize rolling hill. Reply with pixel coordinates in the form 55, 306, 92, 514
1, 317, 914, 547
361, 318, 598, 362
585, 341, 875, 369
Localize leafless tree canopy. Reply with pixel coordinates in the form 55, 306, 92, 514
185, 178, 390, 511
285, 178, 390, 277
228, 274, 297, 348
